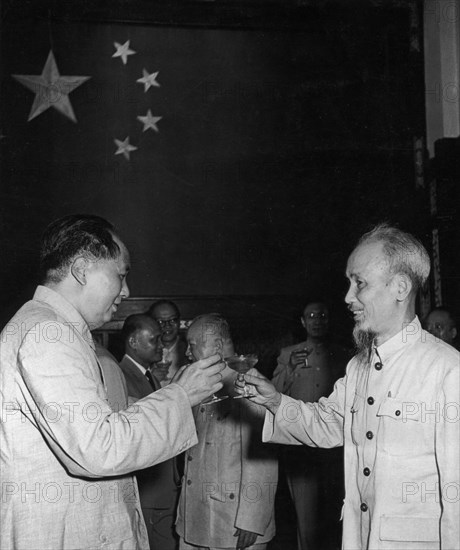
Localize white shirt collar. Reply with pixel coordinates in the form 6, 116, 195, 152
125, 354, 148, 375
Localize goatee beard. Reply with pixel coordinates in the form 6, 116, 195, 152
353, 325, 377, 365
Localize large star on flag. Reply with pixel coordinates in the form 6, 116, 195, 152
137, 110, 162, 133
114, 136, 137, 160
12, 50, 91, 123
136, 69, 160, 92
112, 41, 136, 65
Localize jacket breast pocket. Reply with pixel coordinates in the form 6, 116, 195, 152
379, 515, 439, 543
376, 398, 430, 457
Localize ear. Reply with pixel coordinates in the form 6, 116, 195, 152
70, 256, 89, 286
301, 317, 306, 329
214, 338, 224, 353
451, 327, 457, 340
394, 273, 412, 302
128, 334, 138, 350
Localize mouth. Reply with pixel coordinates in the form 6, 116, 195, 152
351, 309, 364, 321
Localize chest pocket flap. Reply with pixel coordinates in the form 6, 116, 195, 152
376, 398, 429, 456
377, 397, 421, 422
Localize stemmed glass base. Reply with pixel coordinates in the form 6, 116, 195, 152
201, 394, 228, 405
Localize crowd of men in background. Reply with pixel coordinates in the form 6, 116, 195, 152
1, 215, 458, 550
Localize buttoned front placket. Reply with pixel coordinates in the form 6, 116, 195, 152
354, 346, 390, 547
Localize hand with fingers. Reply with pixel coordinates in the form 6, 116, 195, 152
234, 368, 282, 414
173, 354, 225, 407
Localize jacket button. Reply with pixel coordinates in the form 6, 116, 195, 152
200, 408, 205, 413
395, 410, 401, 416
187, 479, 192, 485
374, 362, 383, 371
360, 503, 368, 512
367, 397, 374, 405
187, 455, 193, 461
229, 493, 235, 499
363, 467, 371, 476
366, 431, 374, 440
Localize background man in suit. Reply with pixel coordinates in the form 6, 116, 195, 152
149, 299, 188, 386
0, 214, 225, 550
271, 301, 349, 549
176, 313, 278, 550
119, 313, 181, 550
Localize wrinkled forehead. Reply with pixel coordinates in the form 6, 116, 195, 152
187, 320, 220, 343
346, 241, 388, 277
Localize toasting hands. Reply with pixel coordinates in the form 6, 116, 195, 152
173, 354, 225, 407
234, 368, 282, 414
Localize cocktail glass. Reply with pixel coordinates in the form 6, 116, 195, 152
226, 354, 258, 398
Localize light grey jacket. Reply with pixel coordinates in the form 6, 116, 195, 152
0, 286, 197, 550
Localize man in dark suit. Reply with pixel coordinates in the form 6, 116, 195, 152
120, 313, 181, 550
149, 300, 188, 387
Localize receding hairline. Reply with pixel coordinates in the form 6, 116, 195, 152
149, 300, 180, 317
187, 313, 230, 341
351, 224, 430, 291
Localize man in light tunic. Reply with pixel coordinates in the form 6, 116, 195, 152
0, 214, 224, 550
238, 224, 459, 550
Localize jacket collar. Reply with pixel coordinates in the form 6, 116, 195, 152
33, 285, 95, 350
374, 315, 422, 363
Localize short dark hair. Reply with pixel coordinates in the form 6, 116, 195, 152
40, 214, 121, 283
148, 300, 180, 318
121, 314, 158, 346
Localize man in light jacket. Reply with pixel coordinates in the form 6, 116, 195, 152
0, 214, 224, 550
238, 224, 459, 550
176, 313, 278, 550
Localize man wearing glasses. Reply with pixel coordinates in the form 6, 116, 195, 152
149, 300, 188, 387
272, 301, 349, 550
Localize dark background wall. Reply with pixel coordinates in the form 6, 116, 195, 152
0, 2, 429, 340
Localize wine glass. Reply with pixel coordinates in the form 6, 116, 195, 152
226, 354, 258, 398
201, 358, 229, 406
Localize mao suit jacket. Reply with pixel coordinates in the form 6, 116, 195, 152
95, 343, 128, 411
176, 370, 278, 547
119, 354, 181, 509
263, 318, 460, 550
0, 286, 197, 550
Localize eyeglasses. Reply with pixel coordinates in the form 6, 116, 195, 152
157, 317, 179, 327
305, 312, 328, 320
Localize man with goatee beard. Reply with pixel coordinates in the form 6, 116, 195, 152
237, 224, 459, 550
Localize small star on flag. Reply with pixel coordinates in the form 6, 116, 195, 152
12, 50, 91, 123
112, 41, 136, 65
137, 110, 162, 133
114, 136, 137, 160
136, 69, 160, 92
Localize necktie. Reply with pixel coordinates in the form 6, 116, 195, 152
145, 369, 156, 389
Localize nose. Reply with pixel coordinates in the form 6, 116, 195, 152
121, 278, 130, 299
345, 284, 354, 306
